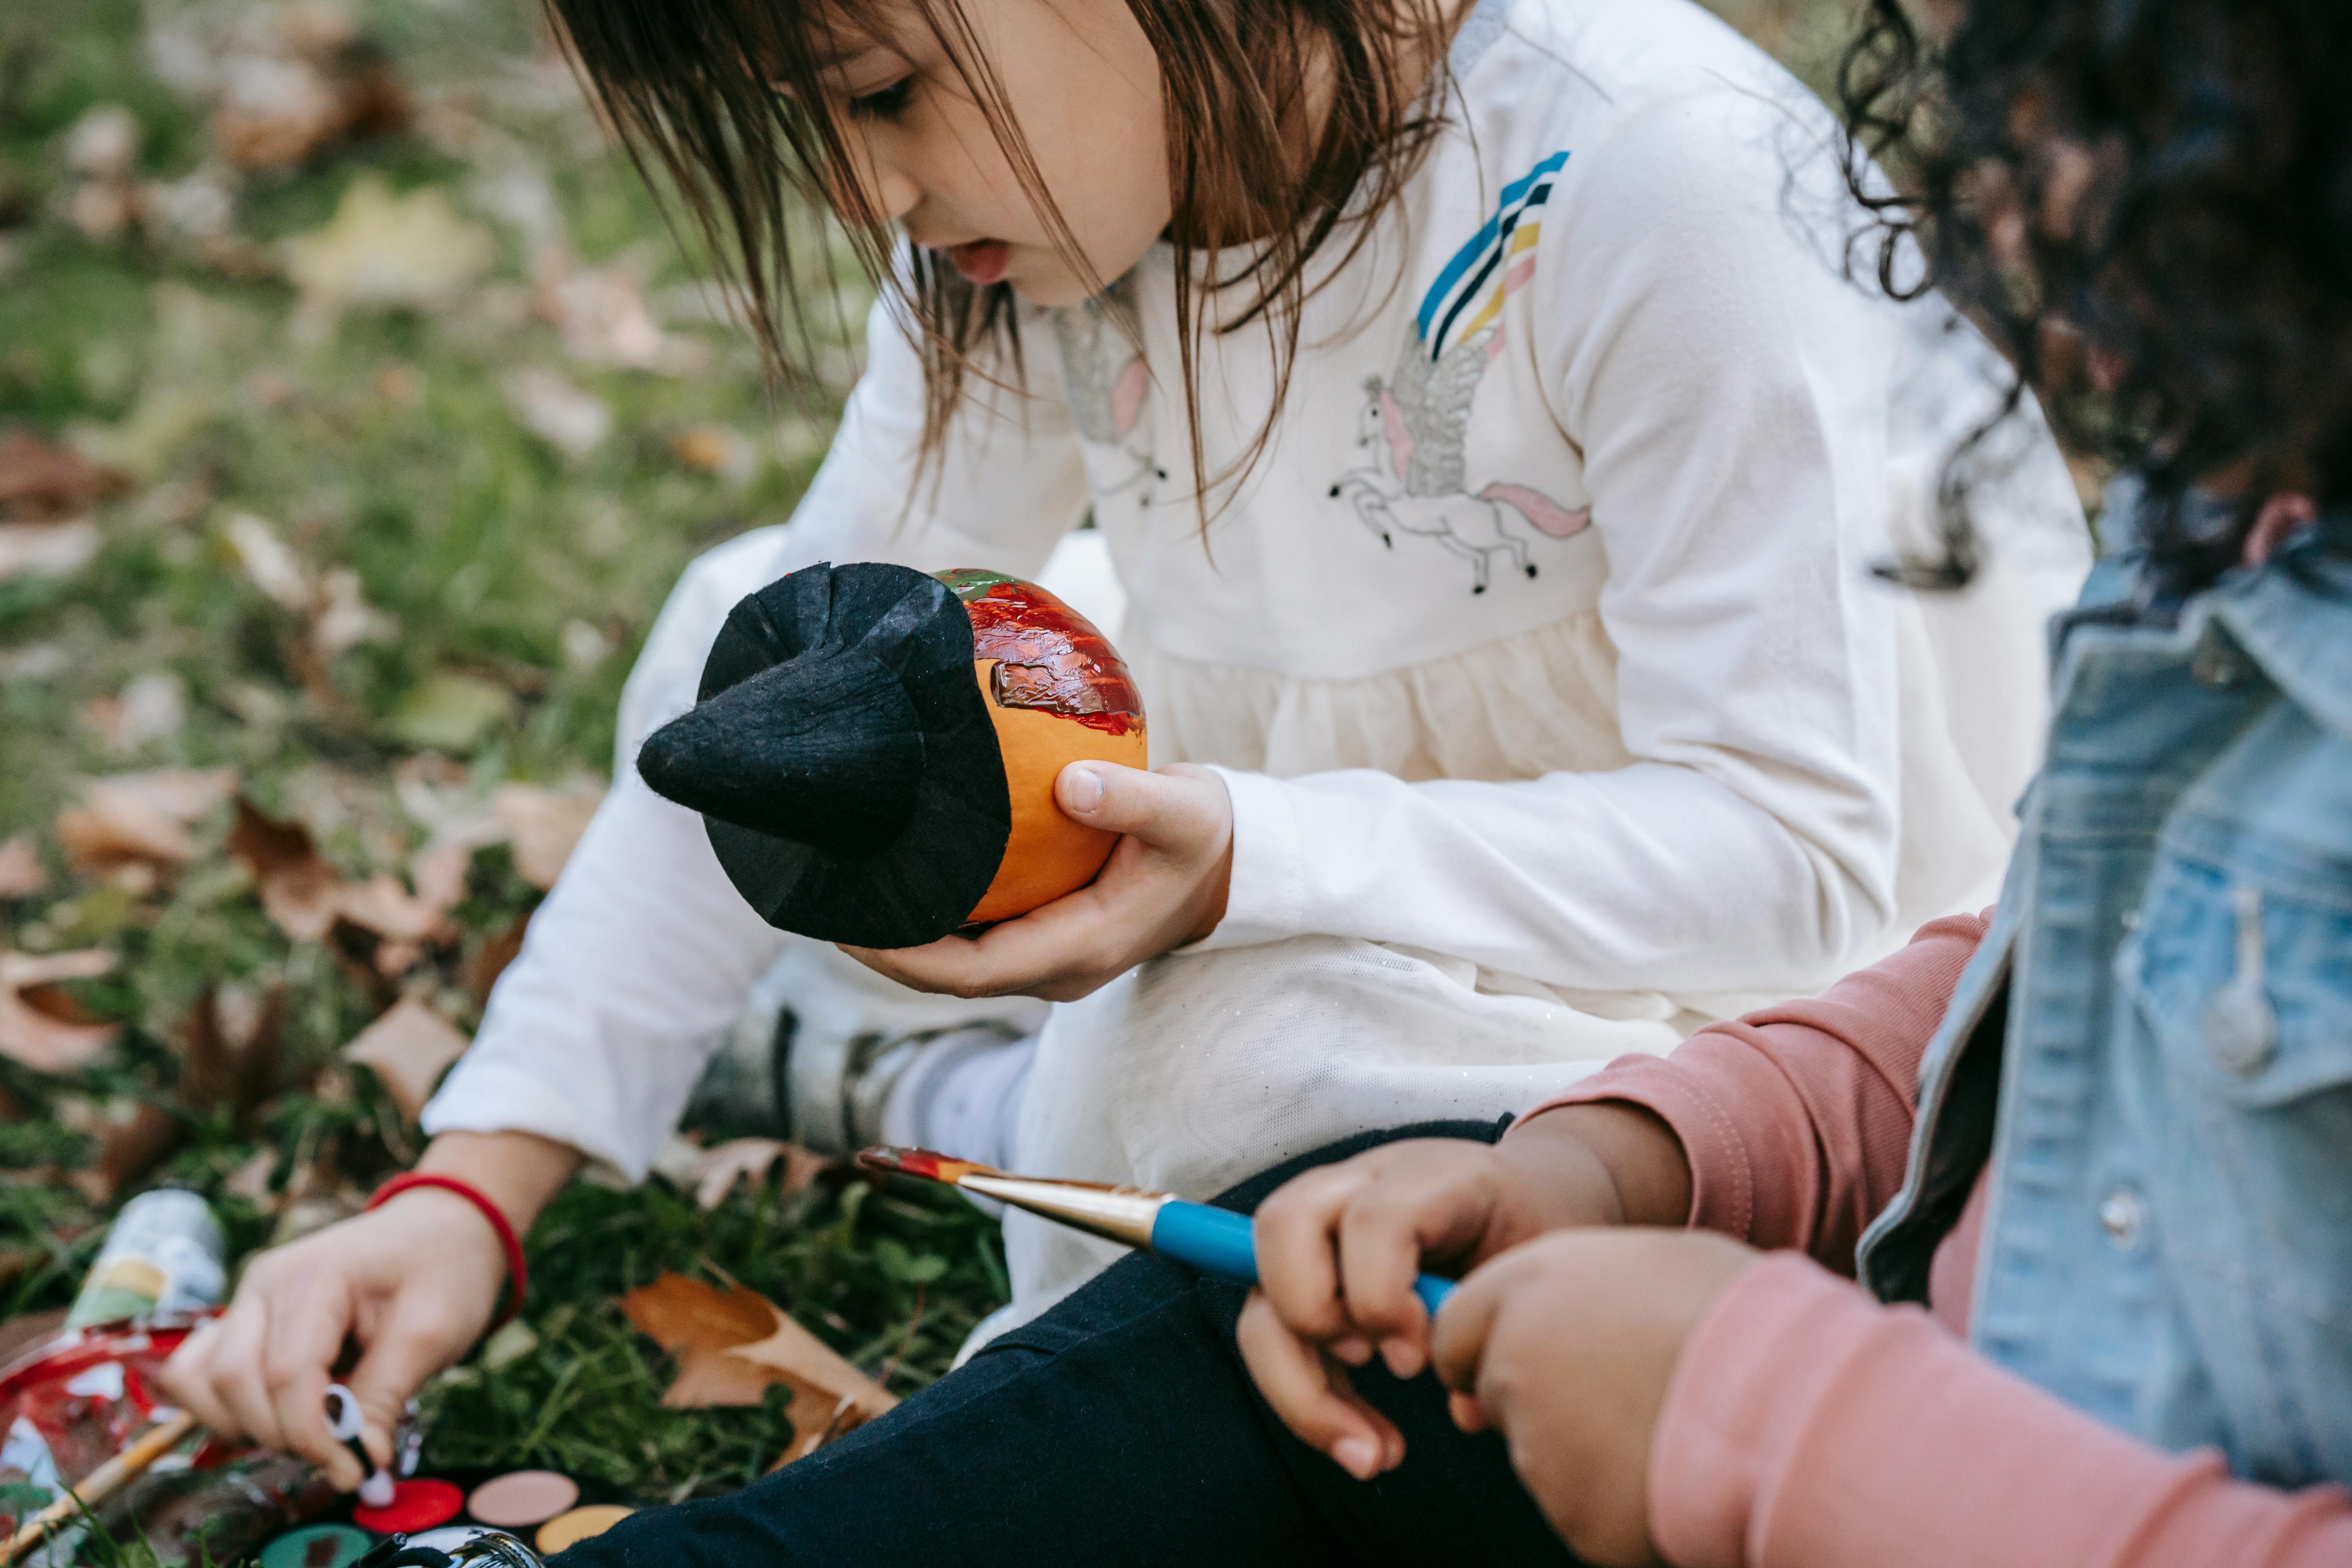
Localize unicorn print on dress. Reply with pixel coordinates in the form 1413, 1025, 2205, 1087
1329, 150, 1591, 594
1052, 278, 1156, 495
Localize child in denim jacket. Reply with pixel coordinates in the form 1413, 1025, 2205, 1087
1240, 0, 2352, 1563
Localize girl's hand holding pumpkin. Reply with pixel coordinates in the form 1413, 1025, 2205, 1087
840, 760, 1233, 1003
1430, 1229, 1759, 1568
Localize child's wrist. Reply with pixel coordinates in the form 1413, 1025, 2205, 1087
1499, 1102, 1695, 1231
368, 1172, 530, 1326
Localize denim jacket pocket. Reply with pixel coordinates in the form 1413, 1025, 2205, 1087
2127, 829, 2352, 1106
2123, 822, 2352, 1483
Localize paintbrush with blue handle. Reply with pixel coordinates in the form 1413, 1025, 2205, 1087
857, 1146, 1455, 1316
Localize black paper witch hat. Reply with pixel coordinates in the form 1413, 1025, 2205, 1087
635, 561, 1010, 948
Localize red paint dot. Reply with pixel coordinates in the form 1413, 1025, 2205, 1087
352, 1477, 466, 1535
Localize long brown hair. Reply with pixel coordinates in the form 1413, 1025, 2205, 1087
547, 0, 1458, 515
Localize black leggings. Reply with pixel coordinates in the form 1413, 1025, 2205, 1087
555, 1120, 1575, 1566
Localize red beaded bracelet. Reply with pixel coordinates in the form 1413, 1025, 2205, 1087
367, 1172, 529, 1328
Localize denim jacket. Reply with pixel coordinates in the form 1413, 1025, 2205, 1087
1856, 485, 2352, 1488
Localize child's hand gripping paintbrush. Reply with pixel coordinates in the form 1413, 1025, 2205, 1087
856, 1147, 1456, 1316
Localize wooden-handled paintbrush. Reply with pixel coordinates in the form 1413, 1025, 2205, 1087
856, 1148, 1455, 1315
1, 1408, 198, 1564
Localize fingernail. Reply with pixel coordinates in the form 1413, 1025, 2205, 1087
1381, 1336, 1423, 1379
1332, 1335, 1373, 1366
1332, 1437, 1378, 1479
1060, 765, 1103, 814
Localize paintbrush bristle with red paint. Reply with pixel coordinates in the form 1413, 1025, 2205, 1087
856, 1147, 1454, 1313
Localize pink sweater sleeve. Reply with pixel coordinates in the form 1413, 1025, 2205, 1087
1513, 909, 1990, 1265
1654, 1254, 2352, 1568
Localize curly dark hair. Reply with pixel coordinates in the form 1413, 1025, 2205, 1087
1838, 0, 2352, 590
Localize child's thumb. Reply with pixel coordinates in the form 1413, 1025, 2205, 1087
1054, 761, 1219, 849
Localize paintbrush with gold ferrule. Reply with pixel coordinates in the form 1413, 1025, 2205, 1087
856, 1147, 1455, 1315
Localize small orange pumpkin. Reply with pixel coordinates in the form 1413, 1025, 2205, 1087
636, 561, 1146, 949
938, 569, 1147, 924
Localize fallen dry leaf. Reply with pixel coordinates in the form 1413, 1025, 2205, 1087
728, 1303, 898, 1459
214, 46, 408, 171
56, 767, 238, 872
660, 1344, 780, 1409
312, 566, 396, 657
222, 510, 312, 610
0, 430, 128, 519
671, 425, 757, 484
60, 1094, 183, 1207
532, 249, 709, 376
621, 1272, 777, 1356
227, 796, 343, 940
179, 982, 285, 1131
221, 1147, 278, 1206
494, 782, 604, 889
331, 874, 448, 944
0, 837, 46, 898
388, 673, 515, 753
501, 367, 609, 458
0, 949, 122, 1074
65, 104, 141, 181
0, 521, 102, 581
343, 996, 470, 1123
690, 1138, 830, 1212
82, 671, 188, 755
619, 1272, 896, 1457
461, 915, 530, 1007
283, 175, 494, 339
229, 797, 457, 961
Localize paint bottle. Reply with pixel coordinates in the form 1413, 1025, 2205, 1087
64, 1190, 226, 1330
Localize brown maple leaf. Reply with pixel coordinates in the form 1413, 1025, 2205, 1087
179, 983, 286, 1132
618, 1272, 897, 1461
0, 949, 122, 1074
58, 1094, 184, 1206
0, 430, 127, 520
342, 997, 469, 1123
56, 768, 238, 873
617, 1272, 777, 1357
227, 798, 457, 970
729, 1303, 898, 1444
493, 782, 604, 890
226, 797, 343, 940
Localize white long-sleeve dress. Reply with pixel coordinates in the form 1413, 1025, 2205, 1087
425, 0, 2091, 1320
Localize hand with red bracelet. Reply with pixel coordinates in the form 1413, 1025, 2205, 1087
161, 1131, 576, 1492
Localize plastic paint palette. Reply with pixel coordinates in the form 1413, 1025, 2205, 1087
467, 1469, 581, 1528
535, 1504, 637, 1553
257, 1524, 374, 1568
350, 1475, 466, 1534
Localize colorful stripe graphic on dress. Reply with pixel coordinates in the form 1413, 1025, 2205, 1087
1414, 150, 1569, 359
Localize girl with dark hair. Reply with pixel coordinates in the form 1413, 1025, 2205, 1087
163, 0, 2087, 1527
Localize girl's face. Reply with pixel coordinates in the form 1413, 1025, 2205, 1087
813, 0, 1172, 305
